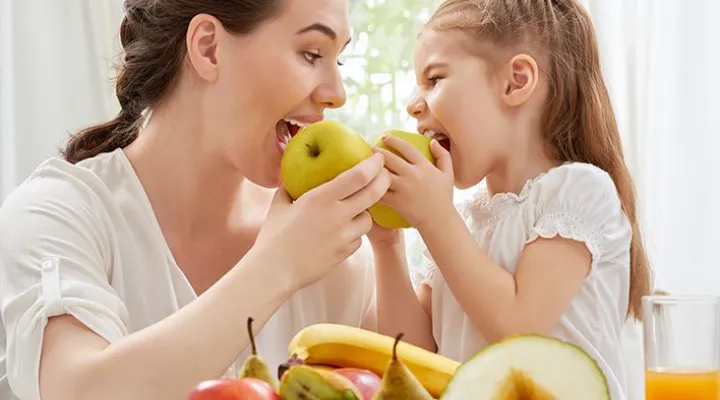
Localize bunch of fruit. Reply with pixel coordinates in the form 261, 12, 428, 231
188, 320, 612, 399
187, 320, 456, 400
279, 120, 437, 229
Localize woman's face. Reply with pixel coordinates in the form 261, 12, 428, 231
201, 0, 351, 187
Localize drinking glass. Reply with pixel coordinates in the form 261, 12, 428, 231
643, 294, 720, 400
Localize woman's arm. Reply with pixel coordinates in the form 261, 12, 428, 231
15, 154, 391, 400
40, 251, 291, 400
371, 233, 435, 351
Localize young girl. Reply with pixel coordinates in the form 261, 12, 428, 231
367, 0, 652, 398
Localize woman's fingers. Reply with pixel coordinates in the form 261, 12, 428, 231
311, 153, 385, 201
342, 168, 391, 216
342, 211, 374, 245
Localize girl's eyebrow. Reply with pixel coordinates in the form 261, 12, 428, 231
421, 61, 449, 77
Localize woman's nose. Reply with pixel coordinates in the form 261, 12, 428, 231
313, 69, 347, 109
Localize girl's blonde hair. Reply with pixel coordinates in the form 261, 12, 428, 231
428, 0, 652, 320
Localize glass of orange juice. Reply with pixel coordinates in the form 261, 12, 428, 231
643, 294, 720, 400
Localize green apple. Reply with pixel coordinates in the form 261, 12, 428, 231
280, 120, 373, 200
368, 130, 437, 229
440, 334, 610, 400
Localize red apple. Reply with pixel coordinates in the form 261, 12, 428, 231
187, 378, 280, 400
333, 368, 382, 400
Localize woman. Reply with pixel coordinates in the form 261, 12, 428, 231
0, 0, 389, 399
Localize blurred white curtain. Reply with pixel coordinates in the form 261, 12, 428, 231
581, 1, 720, 398
581, 0, 720, 296
0, 0, 124, 200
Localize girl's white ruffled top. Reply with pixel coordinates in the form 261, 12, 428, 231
414, 162, 633, 400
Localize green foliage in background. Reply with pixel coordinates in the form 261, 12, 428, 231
327, 0, 442, 138
327, 0, 443, 275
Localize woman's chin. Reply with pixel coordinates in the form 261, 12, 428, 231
245, 165, 282, 189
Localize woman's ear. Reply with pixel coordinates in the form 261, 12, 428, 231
186, 13, 223, 82
500, 54, 539, 107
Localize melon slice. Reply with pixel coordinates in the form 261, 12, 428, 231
441, 335, 609, 400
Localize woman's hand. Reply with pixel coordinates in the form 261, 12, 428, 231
253, 153, 391, 290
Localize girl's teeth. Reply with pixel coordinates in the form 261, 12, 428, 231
423, 130, 447, 140
284, 118, 308, 128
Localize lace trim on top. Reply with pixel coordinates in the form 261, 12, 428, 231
412, 163, 575, 287
527, 211, 605, 269
412, 247, 438, 288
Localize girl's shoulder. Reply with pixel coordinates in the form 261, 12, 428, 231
524, 161, 625, 223
461, 162, 621, 222
522, 162, 631, 265
525, 162, 621, 209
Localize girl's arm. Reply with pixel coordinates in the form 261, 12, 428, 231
418, 204, 591, 343
370, 233, 436, 351
374, 135, 620, 346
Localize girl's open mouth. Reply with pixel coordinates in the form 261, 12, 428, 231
424, 130, 451, 152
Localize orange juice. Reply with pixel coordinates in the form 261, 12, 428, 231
645, 369, 720, 400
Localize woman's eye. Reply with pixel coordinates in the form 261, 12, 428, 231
303, 51, 323, 65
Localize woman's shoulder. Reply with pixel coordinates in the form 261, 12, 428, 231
1, 150, 126, 215
0, 150, 138, 251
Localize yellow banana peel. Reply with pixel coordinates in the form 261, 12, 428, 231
287, 324, 460, 398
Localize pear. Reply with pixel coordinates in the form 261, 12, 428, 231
372, 333, 433, 400
279, 364, 361, 400
440, 334, 610, 400
238, 317, 277, 389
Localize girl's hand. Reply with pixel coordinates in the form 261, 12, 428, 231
373, 136, 455, 230
367, 223, 402, 247
253, 153, 391, 290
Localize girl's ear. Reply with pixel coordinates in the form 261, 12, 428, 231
500, 54, 540, 107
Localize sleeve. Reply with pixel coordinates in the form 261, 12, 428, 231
359, 243, 377, 331
412, 246, 439, 288
411, 199, 474, 289
525, 163, 628, 270
0, 171, 129, 400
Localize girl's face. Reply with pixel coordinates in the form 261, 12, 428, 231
196, 0, 351, 188
407, 29, 518, 189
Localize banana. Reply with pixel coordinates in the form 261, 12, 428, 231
279, 364, 361, 400
287, 324, 460, 398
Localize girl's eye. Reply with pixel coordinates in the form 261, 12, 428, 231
428, 76, 442, 86
303, 51, 323, 65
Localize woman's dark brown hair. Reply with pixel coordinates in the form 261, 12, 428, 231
429, 0, 653, 320
62, 0, 284, 164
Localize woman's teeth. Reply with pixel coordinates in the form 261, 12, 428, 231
284, 118, 309, 130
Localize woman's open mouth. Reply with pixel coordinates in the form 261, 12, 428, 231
423, 130, 452, 153
276, 118, 307, 153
